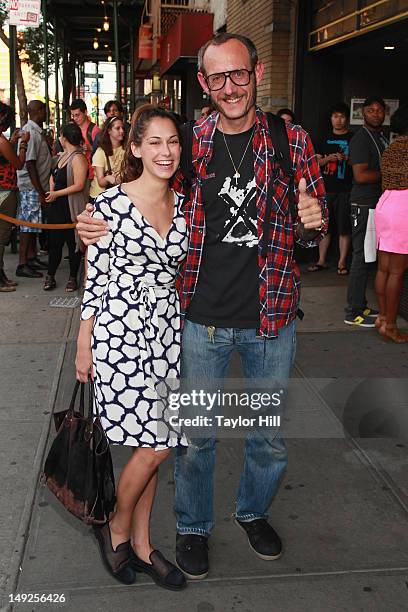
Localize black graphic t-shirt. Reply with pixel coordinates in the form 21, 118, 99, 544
315, 131, 354, 193
186, 127, 260, 328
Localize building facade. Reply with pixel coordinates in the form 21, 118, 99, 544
227, 0, 297, 114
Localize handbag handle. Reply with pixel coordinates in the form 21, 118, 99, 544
68, 381, 91, 419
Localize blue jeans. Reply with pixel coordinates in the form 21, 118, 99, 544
174, 319, 296, 536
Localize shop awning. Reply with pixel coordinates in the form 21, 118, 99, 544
160, 12, 213, 76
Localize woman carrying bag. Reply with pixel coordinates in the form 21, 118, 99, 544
44, 123, 88, 291
75, 105, 188, 589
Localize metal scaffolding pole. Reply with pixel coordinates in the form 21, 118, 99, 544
113, 0, 121, 102
76, 63, 80, 97
123, 62, 127, 107
9, 25, 17, 131
54, 18, 60, 133
96, 62, 100, 123
42, 0, 50, 125
129, 23, 135, 114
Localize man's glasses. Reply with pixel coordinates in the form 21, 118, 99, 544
205, 69, 254, 91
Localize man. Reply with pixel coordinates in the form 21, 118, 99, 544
76, 33, 326, 578
344, 97, 387, 327
277, 108, 295, 125
103, 99, 130, 144
200, 102, 214, 118
16, 100, 51, 278
104, 99, 125, 120
69, 99, 100, 176
309, 102, 353, 274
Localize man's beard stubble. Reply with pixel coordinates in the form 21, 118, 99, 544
210, 83, 257, 122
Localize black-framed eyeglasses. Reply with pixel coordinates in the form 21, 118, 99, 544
205, 69, 254, 91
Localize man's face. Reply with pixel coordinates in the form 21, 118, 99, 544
280, 113, 293, 125
71, 108, 87, 127
331, 112, 348, 132
39, 104, 47, 123
197, 39, 264, 123
106, 104, 122, 119
363, 102, 385, 129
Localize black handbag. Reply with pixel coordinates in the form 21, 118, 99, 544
42, 381, 116, 524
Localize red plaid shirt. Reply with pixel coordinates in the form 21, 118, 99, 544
172, 107, 328, 338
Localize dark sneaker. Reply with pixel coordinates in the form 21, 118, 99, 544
344, 314, 375, 328
363, 307, 379, 318
175, 534, 209, 580
235, 518, 282, 560
27, 257, 48, 270
16, 264, 43, 278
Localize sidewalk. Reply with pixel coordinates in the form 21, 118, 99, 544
1, 251, 407, 612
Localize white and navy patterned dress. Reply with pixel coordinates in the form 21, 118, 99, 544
81, 185, 188, 449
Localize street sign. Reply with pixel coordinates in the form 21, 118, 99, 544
84, 73, 104, 79
8, 0, 41, 28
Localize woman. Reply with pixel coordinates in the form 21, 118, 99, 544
75, 106, 188, 589
89, 116, 125, 202
0, 101, 30, 292
44, 123, 88, 291
374, 104, 408, 342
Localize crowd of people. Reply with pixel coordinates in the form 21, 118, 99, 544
0, 96, 129, 292
304, 97, 408, 341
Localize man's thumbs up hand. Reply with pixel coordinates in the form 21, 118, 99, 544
297, 177, 322, 229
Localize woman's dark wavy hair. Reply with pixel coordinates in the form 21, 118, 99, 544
99, 116, 125, 158
0, 101, 15, 131
121, 104, 181, 183
61, 122, 83, 146
390, 104, 408, 136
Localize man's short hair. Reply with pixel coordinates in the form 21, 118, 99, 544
363, 96, 386, 109
70, 98, 87, 113
104, 99, 124, 115
198, 33, 258, 75
329, 102, 350, 119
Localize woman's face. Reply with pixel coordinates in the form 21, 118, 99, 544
59, 135, 67, 150
131, 117, 181, 180
109, 119, 125, 143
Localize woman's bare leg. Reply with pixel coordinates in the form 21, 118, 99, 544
374, 250, 389, 329
379, 253, 408, 342
109, 447, 171, 551
131, 470, 159, 563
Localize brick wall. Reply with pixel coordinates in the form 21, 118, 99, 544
227, 0, 297, 113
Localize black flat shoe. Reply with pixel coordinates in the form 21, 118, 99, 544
92, 523, 136, 585
131, 549, 186, 590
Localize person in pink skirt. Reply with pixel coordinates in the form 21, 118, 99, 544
374, 105, 408, 342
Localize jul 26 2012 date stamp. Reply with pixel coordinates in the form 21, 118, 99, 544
9, 593, 66, 604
